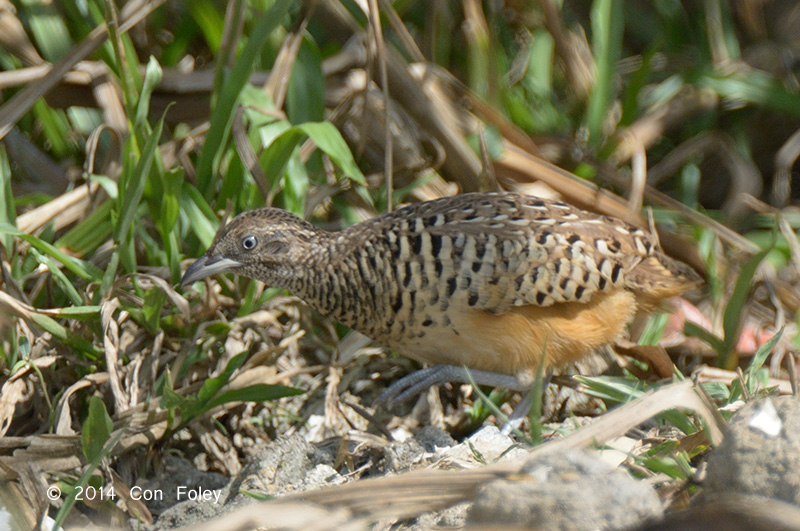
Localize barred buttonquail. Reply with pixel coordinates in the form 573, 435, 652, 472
181, 192, 701, 404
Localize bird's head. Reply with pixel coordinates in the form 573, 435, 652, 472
180, 208, 322, 288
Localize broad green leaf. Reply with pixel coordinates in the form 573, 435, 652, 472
701, 382, 731, 402
195, 352, 249, 407
90, 175, 119, 199
259, 127, 304, 187
282, 153, 309, 215
166, 352, 251, 427
296, 122, 366, 184
287, 37, 325, 124
160, 369, 189, 419
81, 397, 113, 462
20, 0, 72, 62
259, 122, 366, 193
142, 288, 167, 333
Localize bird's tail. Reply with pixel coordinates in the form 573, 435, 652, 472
627, 252, 703, 310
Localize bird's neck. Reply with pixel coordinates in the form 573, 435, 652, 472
281, 229, 376, 332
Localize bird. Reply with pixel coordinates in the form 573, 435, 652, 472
181, 192, 701, 406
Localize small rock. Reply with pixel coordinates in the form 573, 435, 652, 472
135, 454, 227, 516
414, 425, 457, 452
304, 464, 345, 490
384, 426, 455, 473
227, 433, 346, 502
468, 449, 663, 530
704, 395, 800, 504
442, 425, 528, 464
399, 502, 470, 531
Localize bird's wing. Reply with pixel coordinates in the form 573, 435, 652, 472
407, 194, 658, 315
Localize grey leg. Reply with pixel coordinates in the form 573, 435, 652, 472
376, 364, 529, 408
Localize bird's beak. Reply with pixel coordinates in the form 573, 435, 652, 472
181, 255, 243, 288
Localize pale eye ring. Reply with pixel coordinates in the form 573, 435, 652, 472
242, 235, 258, 251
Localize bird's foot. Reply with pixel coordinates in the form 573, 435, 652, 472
376, 364, 528, 409
499, 371, 552, 436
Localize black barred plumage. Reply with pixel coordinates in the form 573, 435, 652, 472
182, 192, 701, 378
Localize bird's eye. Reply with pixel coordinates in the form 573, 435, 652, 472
242, 235, 258, 251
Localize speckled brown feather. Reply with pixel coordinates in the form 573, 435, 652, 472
185, 192, 701, 378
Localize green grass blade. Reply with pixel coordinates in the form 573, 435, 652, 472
196, 0, 293, 196
28, 312, 102, 358
114, 110, 167, 272
19, 0, 72, 62
745, 327, 784, 394
639, 312, 669, 346
35, 306, 102, 319
188, 0, 225, 52
56, 200, 114, 255
195, 352, 248, 407
30, 248, 84, 306
701, 70, 800, 119
0, 145, 14, 251
32, 100, 72, 158
179, 184, 219, 249
684, 321, 726, 356
213, 0, 247, 95
0, 222, 103, 280
205, 384, 304, 411
575, 375, 646, 403
721, 247, 770, 367
586, 0, 623, 146
135, 56, 163, 128
157, 167, 185, 281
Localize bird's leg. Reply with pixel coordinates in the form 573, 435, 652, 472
376, 365, 531, 408
499, 369, 552, 436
